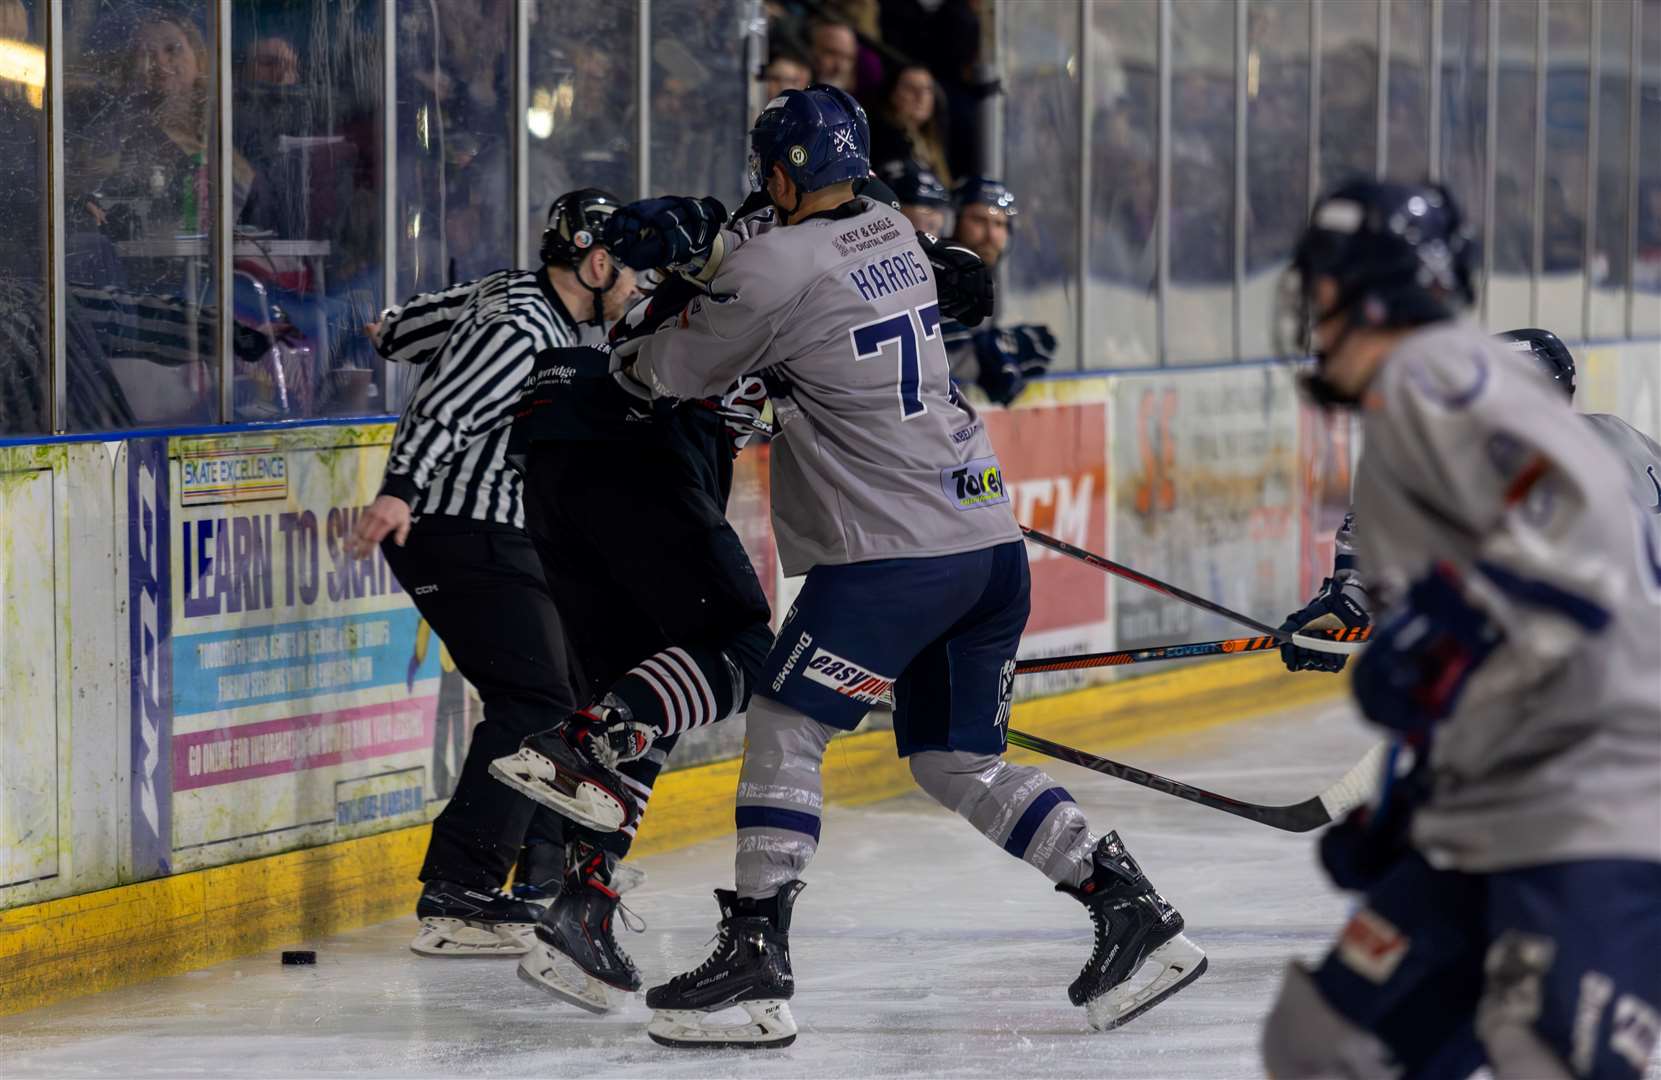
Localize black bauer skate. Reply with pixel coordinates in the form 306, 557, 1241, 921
645, 882, 806, 1049
409, 881, 542, 958
518, 846, 643, 1013
489, 706, 644, 833
1057, 832, 1207, 1030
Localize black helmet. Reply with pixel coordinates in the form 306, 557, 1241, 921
540, 188, 623, 268
879, 159, 951, 208
954, 176, 1018, 218
1497, 327, 1575, 400
1280, 179, 1477, 404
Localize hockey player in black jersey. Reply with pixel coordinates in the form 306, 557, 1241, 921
487, 192, 776, 1013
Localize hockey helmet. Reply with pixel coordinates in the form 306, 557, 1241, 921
880, 159, 951, 209
1278, 179, 1476, 404
1497, 327, 1576, 400
540, 187, 623, 268
748, 84, 870, 198
954, 176, 1018, 219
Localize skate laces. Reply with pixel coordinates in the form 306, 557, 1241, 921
676, 922, 735, 985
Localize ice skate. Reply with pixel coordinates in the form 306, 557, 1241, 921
1057, 832, 1207, 1030
489, 705, 645, 833
409, 880, 542, 958
645, 882, 805, 1049
517, 845, 644, 1013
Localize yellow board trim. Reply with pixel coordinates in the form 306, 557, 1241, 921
0, 655, 1343, 1016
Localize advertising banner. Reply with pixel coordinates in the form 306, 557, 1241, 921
1, 453, 61, 891
982, 382, 1113, 696
164, 426, 443, 872
127, 436, 175, 879
1110, 367, 1301, 650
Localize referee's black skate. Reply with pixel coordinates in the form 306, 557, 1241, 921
489, 700, 647, 833
645, 882, 806, 1049
1057, 832, 1207, 1030
409, 880, 541, 957
518, 845, 643, 1013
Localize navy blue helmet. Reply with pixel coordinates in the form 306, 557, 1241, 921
748, 84, 870, 197
1280, 179, 1476, 404
879, 159, 951, 208
1498, 327, 1576, 399
954, 176, 1018, 218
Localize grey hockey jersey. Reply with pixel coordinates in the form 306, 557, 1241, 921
1352, 321, 1661, 872
628, 197, 1022, 575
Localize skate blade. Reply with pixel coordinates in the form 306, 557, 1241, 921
1086, 934, 1208, 1032
488, 751, 627, 833
517, 944, 633, 1014
646, 1001, 797, 1049
409, 917, 533, 958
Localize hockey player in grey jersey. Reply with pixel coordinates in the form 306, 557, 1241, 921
1278, 326, 1661, 675
589, 85, 1205, 1048
1261, 180, 1661, 1080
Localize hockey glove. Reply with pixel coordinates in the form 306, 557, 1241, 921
1351, 563, 1503, 735
918, 233, 995, 327
1278, 577, 1370, 673
715, 375, 769, 455
1002, 324, 1057, 376
1319, 745, 1428, 891
602, 195, 729, 275
608, 272, 704, 357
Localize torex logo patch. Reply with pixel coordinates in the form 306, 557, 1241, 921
801, 648, 894, 704
941, 456, 1010, 510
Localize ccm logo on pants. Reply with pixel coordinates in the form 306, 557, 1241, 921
801, 648, 894, 705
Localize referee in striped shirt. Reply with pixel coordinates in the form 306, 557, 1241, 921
347, 189, 640, 955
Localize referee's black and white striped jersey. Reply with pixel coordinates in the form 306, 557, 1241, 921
376, 269, 584, 528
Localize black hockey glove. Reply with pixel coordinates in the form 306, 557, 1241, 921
1001, 324, 1056, 376
1278, 577, 1370, 673
1351, 563, 1504, 735
602, 195, 728, 272
919, 234, 995, 327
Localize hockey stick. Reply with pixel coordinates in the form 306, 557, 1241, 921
1014, 626, 1372, 675
1019, 527, 1362, 656
1005, 728, 1387, 832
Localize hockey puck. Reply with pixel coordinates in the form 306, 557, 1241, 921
281, 950, 316, 965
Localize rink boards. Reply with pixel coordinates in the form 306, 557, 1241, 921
1, 340, 1657, 1015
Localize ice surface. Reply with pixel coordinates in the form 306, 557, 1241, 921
2, 700, 1389, 1079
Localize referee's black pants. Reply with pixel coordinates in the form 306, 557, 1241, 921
382, 517, 578, 890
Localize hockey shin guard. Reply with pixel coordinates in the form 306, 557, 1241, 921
909, 750, 1097, 887
733, 696, 837, 901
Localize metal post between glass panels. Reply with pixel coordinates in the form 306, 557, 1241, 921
1531, 5, 1547, 327
638, 0, 652, 199
1429, 0, 1443, 180
1308, 0, 1323, 209
1234, 0, 1248, 363
47, 0, 65, 432
1626, 0, 1642, 338
1157, 0, 1172, 366
1077, 0, 1091, 372
1583, 0, 1601, 340
1377, 0, 1392, 177
217, 0, 234, 423
1482, 0, 1499, 327
514, 0, 531, 268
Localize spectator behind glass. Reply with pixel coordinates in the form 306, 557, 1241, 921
879, 0, 990, 180
943, 177, 1056, 407
759, 49, 811, 100
808, 19, 858, 92
869, 63, 953, 187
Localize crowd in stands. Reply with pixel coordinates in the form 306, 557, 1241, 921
760, 1, 1053, 405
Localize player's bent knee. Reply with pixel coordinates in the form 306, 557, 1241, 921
908, 750, 1001, 811
1262, 963, 1396, 1079
741, 695, 836, 770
